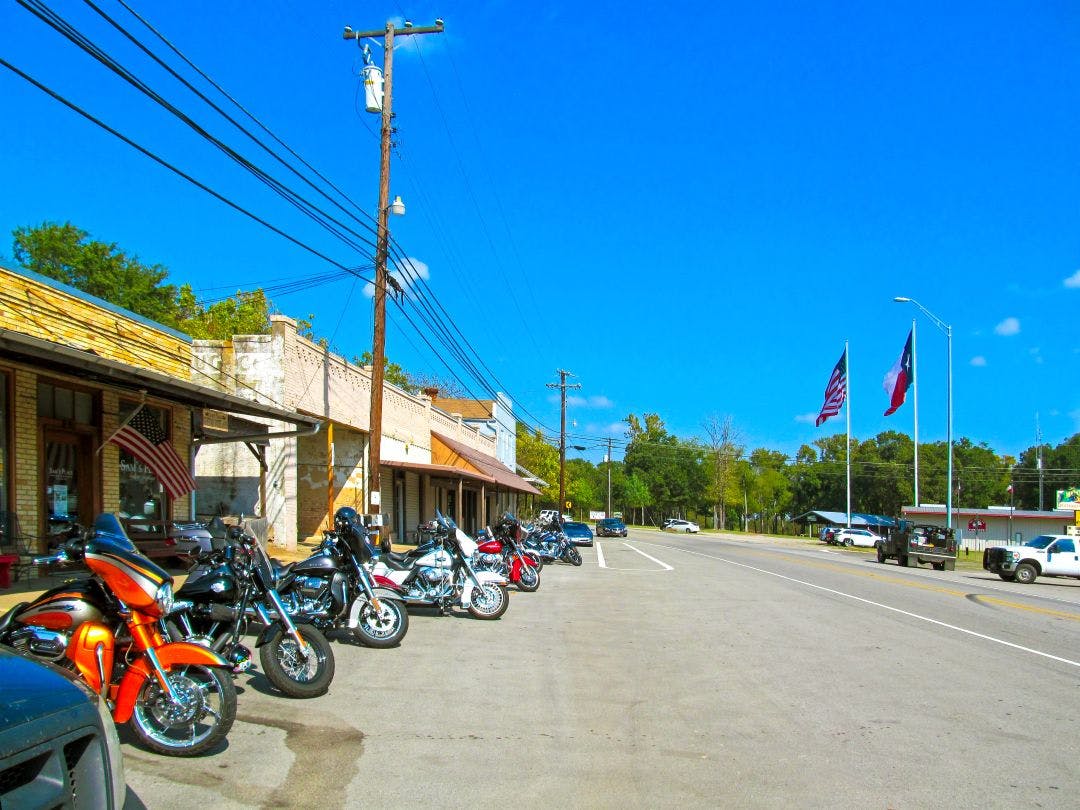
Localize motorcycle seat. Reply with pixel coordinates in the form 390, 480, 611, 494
0, 602, 29, 634
270, 558, 295, 577
378, 554, 413, 572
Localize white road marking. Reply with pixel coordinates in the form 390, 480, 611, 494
622, 542, 674, 571
596, 541, 607, 568
650, 541, 1080, 669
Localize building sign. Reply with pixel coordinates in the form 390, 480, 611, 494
967, 518, 986, 531
1056, 488, 1080, 510
202, 409, 230, 432
589, 510, 606, 520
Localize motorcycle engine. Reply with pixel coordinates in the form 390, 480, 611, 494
9, 626, 69, 662
477, 552, 501, 567
419, 566, 449, 584
287, 576, 331, 616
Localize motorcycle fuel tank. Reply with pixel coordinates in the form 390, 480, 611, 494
477, 539, 502, 554
16, 579, 109, 631
176, 563, 237, 603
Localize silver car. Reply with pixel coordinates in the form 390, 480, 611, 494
662, 519, 700, 533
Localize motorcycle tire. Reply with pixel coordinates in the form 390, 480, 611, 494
515, 564, 540, 592
467, 582, 509, 620
259, 623, 335, 698
524, 551, 544, 571
129, 664, 237, 757
567, 546, 583, 566
352, 597, 409, 648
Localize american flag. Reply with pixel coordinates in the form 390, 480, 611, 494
110, 406, 196, 499
815, 348, 848, 427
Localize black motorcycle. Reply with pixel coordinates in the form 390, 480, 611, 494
166, 525, 336, 698
523, 519, 582, 566
273, 507, 409, 648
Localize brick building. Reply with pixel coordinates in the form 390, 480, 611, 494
0, 265, 316, 554
193, 316, 539, 549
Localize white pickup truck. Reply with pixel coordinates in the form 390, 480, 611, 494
982, 534, 1080, 584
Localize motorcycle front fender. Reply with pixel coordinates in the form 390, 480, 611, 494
371, 587, 402, 601
462, 570, 506, 605
112, 642, 230, 723
509, 557, 523, 581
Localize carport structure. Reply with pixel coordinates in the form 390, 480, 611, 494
793, 510, 898, 536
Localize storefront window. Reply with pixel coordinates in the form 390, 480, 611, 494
117, 402, 168, 520
0, 373, 8, 520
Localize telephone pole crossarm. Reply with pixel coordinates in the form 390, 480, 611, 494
344, 22, 444, 40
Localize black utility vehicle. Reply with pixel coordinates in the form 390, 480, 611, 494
875, 521, 956, 570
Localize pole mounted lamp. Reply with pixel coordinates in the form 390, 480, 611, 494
894, 297, 953, 529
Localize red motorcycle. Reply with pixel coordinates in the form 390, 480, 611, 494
474, 514, 541, 592
0, 514, 237, 756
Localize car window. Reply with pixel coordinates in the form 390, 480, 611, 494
1051, 539, 1075, 553
1025, 535, 1056, 549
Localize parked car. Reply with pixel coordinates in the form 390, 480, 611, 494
833, 528, 880, 548
0, 647, 126, 808
663, 519, 700, 534
596, 518, 628, 537
562, 521, 594, 547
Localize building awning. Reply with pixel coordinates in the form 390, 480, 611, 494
0, 328, 319, 428
432, 432, 542, 496
382, 458, 495, 484
515, 462, 548, 488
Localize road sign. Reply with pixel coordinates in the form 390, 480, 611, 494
967, 518, 986, 531
565, 501, 572, 510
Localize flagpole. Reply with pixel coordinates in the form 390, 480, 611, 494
96, 392, 147, 455
912, 318, 919, 508
845, 340, 851, 529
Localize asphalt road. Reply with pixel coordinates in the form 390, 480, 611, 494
122, 529, 1080, 809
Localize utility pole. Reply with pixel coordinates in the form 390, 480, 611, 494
343, 19, 443, 540
1036, 412, 1044, 511
606, 436, 614, 518
546, 370, 580, 512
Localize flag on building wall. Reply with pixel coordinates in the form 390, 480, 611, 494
883, 329, 914, 416
109, 406, 196, 499
815, 348, 848, 427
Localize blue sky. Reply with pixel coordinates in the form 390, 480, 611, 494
1, 1, 1077, 464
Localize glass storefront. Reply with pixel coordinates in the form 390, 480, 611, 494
117, 401, 169, 520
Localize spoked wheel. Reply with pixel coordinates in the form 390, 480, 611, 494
259, 623, 335, 698
130, 664, 236, 757
467, 582, 509, 619
566, 546, 583, 566
352, 597, 409, 648
515, 562, 540, 592
524, 551, 544, 571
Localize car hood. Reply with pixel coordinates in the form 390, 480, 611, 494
0, 650, 95, 734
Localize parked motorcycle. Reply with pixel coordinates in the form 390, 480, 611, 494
273, 507, 409, 648
367, 511, 509, 619
0, 514, 237, 756
474, 514, 540, 592
524, 519, 582, 567
166, 524, 336, 698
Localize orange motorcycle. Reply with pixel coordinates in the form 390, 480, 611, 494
0, 514, 236, 756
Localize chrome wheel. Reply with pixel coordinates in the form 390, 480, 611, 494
130, 665, 236, 757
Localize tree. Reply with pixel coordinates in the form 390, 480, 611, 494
13, 221, 272, 340
623, 472, 652, 526
14, 222, 178, 326
703, 414, 743, 530
516, 424, 559, 506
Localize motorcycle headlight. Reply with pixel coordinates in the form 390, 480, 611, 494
155, 581, 174, 616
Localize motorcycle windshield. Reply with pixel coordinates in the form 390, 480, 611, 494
92, 513, 138, 552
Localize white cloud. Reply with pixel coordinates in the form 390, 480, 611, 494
970, 356, 987, 367
795, 412, 819, 424
1064, 269, 1080, 289
564, 395, 614, 409
994, 317, 1021, 336
363, 257, 430, 299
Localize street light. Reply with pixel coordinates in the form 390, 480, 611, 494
894, 297, 953, 529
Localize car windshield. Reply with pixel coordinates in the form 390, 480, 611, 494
1023, 535, 1057, 549
564, 522, 589, 532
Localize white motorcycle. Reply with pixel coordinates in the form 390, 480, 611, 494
367, 511, 509, 620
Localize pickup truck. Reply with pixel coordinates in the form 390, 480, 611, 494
875, 522, 956, 570
982, 534, 1080, 584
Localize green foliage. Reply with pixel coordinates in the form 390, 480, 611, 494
516, 424, 560, 505
14, 221, 178, 326
12, 221, 271, 339
354, 351, 413, 391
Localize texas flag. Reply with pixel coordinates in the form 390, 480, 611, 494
883, 329, 914, 416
